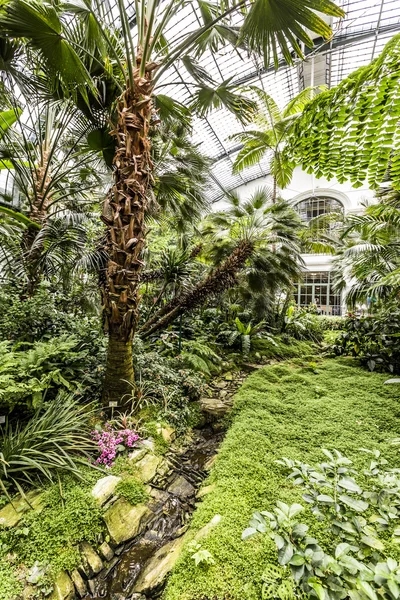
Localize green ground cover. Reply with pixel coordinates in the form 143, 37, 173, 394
165, 357, 400, 600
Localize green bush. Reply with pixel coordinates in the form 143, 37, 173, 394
0, 332, 105, 414
115, 477, 149, 505
284, 307, 324, 343
0, 394, 97, 495
333, 304, 400, 373
315, 315, 345, 330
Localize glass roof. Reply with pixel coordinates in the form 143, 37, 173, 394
107, 0, 400, 201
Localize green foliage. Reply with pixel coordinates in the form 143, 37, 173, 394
251, 335, 315, 360
245, 448, 400, 600
0, 472, 104, 576
0, 559, 23, 600
164, 358, 400, 600
0, 335, 99, 412
180, 339, 221, 375
0, 394, 97, 495
188, 541, 215, 567
227, 317, 271, 356
334, 306, 400, 373
285, 34, 400, 190
316, 316, 345, 331
115, 477, 149, 505
284, 306, 324, 343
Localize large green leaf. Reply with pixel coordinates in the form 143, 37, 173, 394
0, 107, 21, 138
239, 0, 344, 68
0, 0, 95, 95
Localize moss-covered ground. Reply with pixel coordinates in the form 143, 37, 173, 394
164, 357, 400, 600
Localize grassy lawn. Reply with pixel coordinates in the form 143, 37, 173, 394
164, 357, 400, 600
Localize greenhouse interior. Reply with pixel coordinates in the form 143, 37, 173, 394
2, 0, 400, 598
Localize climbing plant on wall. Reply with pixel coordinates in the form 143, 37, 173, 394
284, 34, 400, 190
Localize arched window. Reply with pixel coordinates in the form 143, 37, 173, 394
294, 195, 344, 229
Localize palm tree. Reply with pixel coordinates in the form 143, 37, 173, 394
0, 0, 343, 402
202, 187, 303, 321
230, 87, 324, 200
332, 188, 400, 307
0, 98, 104, 292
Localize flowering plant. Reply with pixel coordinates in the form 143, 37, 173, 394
91, 422, 139, 467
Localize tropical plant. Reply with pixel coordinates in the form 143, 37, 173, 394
284, 305, 324, 343
285, 34, 400, 191
332, 187, 400, 307
179, 339, 221, 374
0, 99, 104, 293
333, 304, 400, 373
0, 393, 97, 497
0, 335, 101, 413
227, 317, 270, 355
203, 188, 304, 322
0, 0, 343, 403
243, 448, 400, 600
230, 87, 324, 199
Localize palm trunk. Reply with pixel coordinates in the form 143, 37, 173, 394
101, 69, 155, 404
23, 153, 51, 295
140, 240, 254, 338
102, 332, 135, 405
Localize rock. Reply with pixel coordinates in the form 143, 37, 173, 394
197, 483, 216, 499
133, 535, 188, 593
199, 397, 230, 418
98, 541, 114, 562
70, 569, 87, 598
104, 498, 153, 545
167, 475, 195, 499
129, 446, 148, 463
215, 381, 227, 389
204, 455, 217, 471
219, 390, 229, 398
384, 378, 400, 384
134, 453, 162, 483
0, 490, 44, 528
91, 475, 121, 506
224, 372, 233, 381
242, 362, 263, 371
147, 487, 170, 504
49, 571, 75, 600
141, 439, 155, 452
79, 542, 103, 577
22, 585, 36, 599
157, 425, 176, 443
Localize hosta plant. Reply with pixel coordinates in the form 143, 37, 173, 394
243, 449, 400, 600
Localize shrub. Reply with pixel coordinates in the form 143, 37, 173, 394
316, 315, 345, 331
0, 333, 105, 414
115, 477, 149, 505
244, 448, 400, 600
0, 394, 97, 495
333, 304, 400, 372
284, 307, 324, 343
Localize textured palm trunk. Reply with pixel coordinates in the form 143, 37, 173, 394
140, 240, 254, 338
101, 69, 154, 405
24, 154, 51, 295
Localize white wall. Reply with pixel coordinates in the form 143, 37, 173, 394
216, 167, 374, 212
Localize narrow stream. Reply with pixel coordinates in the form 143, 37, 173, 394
85, 427, 224, 600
